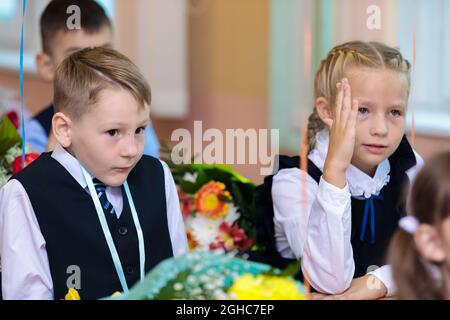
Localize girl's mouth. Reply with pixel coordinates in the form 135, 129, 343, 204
363, 144, 387, 155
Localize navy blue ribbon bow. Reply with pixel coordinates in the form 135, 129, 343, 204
360, 194, 384, 244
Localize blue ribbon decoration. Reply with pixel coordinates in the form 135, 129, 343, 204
20, 0, 27, 168
360, 194, 384, 244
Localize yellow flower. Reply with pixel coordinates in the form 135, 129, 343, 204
228, 274, 304, 300
194, 181, 232, 218
65, 288, 81, 300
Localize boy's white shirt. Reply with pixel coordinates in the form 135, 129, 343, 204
272, 129, 424, 296
0, 144, 188, 300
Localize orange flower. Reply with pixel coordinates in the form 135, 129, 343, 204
194, 181, 231, 218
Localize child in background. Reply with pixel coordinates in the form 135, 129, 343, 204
27, 0, 160, 157
389, 152, 450, 300
0, 47, 188, 300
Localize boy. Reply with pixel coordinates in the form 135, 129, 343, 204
0, 47, 188, 300
27, 0, 160, 157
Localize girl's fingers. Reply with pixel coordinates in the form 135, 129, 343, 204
341, 79, 352, 130
334, 81, 343, 126
345, 98, 358, 133
323, 118, 333, 128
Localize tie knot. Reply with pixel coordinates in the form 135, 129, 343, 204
92, 178, 106, 193
90, 178, 115, 216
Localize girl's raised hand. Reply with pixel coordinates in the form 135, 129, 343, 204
322, 78, 358, 188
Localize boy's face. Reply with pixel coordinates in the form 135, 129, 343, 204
68, 88, 149, 187
346, 67, 409, 176
37, 27, 112, 81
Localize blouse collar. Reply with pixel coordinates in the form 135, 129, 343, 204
308, 129, 390, 198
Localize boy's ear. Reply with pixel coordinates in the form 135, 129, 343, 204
414, 224, 446, 263
36, 52, 55, 81
52, 112, 72, 148
315, 97, 333, 128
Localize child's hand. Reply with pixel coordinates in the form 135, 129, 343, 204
322, 78, 358, 189
312, 274, 388, 300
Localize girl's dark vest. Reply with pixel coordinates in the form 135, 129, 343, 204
252, 135, 416, 280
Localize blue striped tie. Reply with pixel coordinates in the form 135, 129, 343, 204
91, 178, 116, 216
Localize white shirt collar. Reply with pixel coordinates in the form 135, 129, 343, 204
308, 129, 390, 198
51, 144, 90, 189
50, 143, 124, 217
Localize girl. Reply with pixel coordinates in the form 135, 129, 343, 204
389, 152, 450, 300
269, 41, 423, 299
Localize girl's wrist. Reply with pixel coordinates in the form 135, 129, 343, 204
323, 164, 347, 189
323, 159, 347, 175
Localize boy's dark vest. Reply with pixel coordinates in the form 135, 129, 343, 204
33, 104, 54, 136
253, 135, 416, 280
12, 153, 173, 300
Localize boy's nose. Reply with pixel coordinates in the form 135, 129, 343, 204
121, 134, 139, 157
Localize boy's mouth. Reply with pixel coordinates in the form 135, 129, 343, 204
114, 166, 132, 173
363, 144, 388, 155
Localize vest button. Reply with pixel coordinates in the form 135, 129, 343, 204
118, 226, 128, 236
126, 265, 135, 275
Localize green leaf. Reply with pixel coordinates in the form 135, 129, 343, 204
178, 180, 197, 194
190, 164, 254, 185
279, 260, 301, 278
218, 193, 232, 203
153, 268, 192, 300
0, 116, 21, 155
194, 170, 210, 188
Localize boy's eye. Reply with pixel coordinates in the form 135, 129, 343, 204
390, 109, 402, 117
136, 127, 146, 134
107, 129, 119, 137
358, 107, 369, 115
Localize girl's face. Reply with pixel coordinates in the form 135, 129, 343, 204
345, 67, 409, 176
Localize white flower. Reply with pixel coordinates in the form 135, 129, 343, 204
224, 203, 240, 225
0, 166, 10, 188
173, 283, 184, 291
187, 215, 222, 248
182, 172, 198, 183
4, 143, 31, 165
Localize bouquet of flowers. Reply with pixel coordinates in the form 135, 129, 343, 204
0, 113, 39, 188
114, 250, 305, 300
163, 144, 256, 252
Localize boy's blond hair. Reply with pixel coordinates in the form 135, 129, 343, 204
308, 41, 411, 151
54, 47, 151, 120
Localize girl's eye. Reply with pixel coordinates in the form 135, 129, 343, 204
358, 107, 369, 115
107, 129, 119, 137
390, 109, 402, 117
136, 127, 146, 134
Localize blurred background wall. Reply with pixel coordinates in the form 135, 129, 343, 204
1, 0, 449, 184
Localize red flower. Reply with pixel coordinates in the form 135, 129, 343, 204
177, 187, 193, 218
6, 111, 19, 129
209, 221, 253, 251
12, 153, 40, 174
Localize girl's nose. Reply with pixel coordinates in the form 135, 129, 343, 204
370, 114, 388, 136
